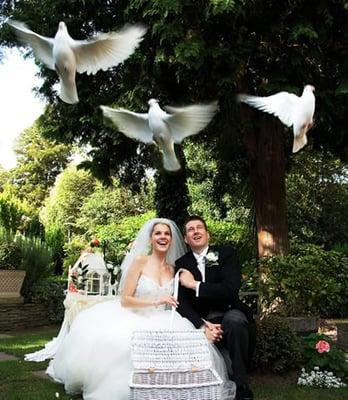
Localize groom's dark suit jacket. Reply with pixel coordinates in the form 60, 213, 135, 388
175, 245, 253, 329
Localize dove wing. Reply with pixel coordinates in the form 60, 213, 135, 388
7, 20, 54, 69
100, 106, 153, 143
74, 25, 146, 75
164, 102, 218, 144
238, 92, 299, 127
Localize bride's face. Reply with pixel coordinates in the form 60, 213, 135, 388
151, 223, 172, 254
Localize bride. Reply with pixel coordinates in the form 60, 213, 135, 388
44, 218, 235, 399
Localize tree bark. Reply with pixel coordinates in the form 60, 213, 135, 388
246, 116, 289, 257
154, 146, 189, 228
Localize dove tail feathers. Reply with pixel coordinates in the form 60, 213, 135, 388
59, 78, 79, 104
292, 132, 308, 153
162, 152, 181, 172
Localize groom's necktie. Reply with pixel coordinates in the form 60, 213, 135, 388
196, 254, 206, 282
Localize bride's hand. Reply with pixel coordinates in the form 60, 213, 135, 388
154, 296, 179, 308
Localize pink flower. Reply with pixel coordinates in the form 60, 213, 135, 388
68, 282, 78, 293
315, 340, 330, 353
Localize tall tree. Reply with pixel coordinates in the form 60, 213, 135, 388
2, 122, 71, 211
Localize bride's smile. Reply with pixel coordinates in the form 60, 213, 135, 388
151, 224, 172, 252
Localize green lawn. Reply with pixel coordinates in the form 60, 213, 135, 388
0, 328, 348, 400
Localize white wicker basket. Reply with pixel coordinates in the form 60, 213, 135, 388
129, 271, 223, 399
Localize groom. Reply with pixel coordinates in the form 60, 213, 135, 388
175, 215, 255, 400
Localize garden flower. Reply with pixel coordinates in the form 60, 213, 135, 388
316, 340, 330, 353
91, 238, 100, 247
297, 368, 346, 388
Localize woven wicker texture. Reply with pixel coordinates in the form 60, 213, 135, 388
0, 271, 26, 295
131, 369, 221, 387
130, 384, 222, 400
131, 330, 212, 370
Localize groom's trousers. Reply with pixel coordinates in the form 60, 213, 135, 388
208, 309, 256, 386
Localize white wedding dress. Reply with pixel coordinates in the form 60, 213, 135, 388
47, 274, 235, 400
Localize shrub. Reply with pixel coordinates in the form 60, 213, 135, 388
255, 243, 348, 317
206, 218, 255, 265
15, 235, 54, 295
331, 242, 348, 257
0, 194, 28, 232
253, 315, 303, 374
95, 211, 156, 264
62, 235, 86, 275
302, 333, 348, 379
25, 277, 65, 323
45, 224, 65, 274
0, 229, 23, 269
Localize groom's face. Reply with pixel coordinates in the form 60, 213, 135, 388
184, 219, 209, 252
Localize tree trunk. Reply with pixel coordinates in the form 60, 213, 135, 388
246, 116, 289, 257
154, 146, 189, 228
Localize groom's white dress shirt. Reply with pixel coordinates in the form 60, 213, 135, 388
193, 246, 209, 297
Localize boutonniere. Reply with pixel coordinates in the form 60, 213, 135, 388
205, 251, 219, 267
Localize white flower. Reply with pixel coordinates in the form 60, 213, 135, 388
55, 393, 60, 398
77, 268, 82, 274
77, 276, 83, 284
205, 251, 219, 267
297, 368, 346, 389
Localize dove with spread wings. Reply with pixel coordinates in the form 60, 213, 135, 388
7, 19, 146, 104
101, 99, 218, 171
238, 85, 315, 153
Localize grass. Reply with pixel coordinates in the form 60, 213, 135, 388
0, 327, 348, 400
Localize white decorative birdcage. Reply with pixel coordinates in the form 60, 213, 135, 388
68, 252, 116, 296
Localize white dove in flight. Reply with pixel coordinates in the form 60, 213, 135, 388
101, 99, 218, 171
7, 19, 147, 104
237, 85, 315, 153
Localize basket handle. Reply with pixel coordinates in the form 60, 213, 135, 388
170, 269, 182, 329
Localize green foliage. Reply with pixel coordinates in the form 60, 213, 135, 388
95, 211, 156, 264
62, 235, 86, 273
3, 123, 71, 212
45, 224, 65, 274
331, 243, 348, 257
41, 166, 96, 239
0, 229, 23, 270
257, 243, 348, 317
0, 193, 29, 232
253, 315, 302, 374
25, 277, 65, 323
76, 178, 154, 235
15, 235, 54, 295
0, 228, 53, 293
302, 333, 348, 379
290, 23, 319, 41
287, 151, 348, 248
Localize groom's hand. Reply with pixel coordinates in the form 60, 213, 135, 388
179, 269, 197, 290
204, 321, 223, 343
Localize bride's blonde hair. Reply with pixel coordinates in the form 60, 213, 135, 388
150, 220, 172, 237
